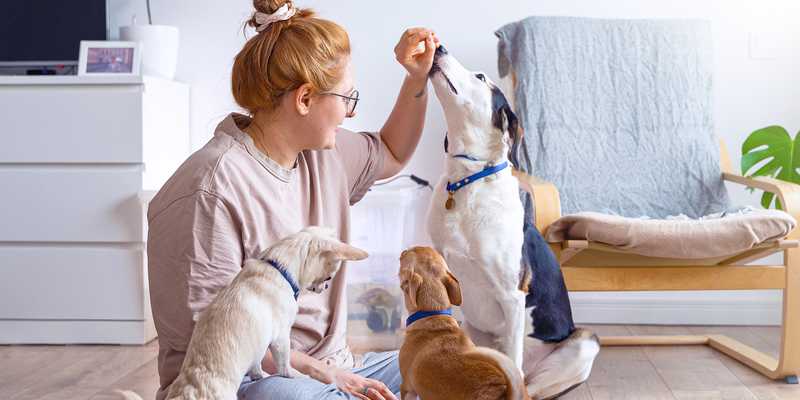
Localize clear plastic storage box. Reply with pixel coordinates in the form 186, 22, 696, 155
346, 180, 431, 353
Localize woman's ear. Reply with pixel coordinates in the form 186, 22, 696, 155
294, 83, 314, 116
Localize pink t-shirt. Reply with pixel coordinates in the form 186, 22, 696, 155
146, 113, 385, 399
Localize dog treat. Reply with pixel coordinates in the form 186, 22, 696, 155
414, 40, 426, 55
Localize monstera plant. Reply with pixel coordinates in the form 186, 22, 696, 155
741, 125, 800, 209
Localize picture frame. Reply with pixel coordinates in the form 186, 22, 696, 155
78, 41, 142, 76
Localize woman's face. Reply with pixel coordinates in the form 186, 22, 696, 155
305, 59, 355, 150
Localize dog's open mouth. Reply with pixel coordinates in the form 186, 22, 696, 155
430, 63, 458, 95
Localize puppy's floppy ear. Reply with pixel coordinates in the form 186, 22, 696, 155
442, 270, 462, 306
399, 266, 423, 309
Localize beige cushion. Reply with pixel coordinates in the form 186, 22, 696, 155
545, 209, 797, 259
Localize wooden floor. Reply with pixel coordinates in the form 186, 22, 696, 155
1, 325, 799, 400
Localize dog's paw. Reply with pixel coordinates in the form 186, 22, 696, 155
401, 391, 420, 400
248, 367, 269, 381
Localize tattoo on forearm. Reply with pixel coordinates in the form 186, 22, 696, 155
414, 87, 426, 98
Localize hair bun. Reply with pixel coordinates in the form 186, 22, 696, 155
233, 1, 349, 115
247, 1, 314, 30
254, 0, 289, 14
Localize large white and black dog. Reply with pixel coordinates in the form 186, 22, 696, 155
426, 45, 527, 370
426, 45, 599, 399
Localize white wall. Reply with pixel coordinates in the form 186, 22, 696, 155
109, 0, 800, 191
108, 0, 800, 324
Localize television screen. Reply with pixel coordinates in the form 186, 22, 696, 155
0, 0, 107, 65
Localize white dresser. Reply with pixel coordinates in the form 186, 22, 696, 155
0, 75, 190, 344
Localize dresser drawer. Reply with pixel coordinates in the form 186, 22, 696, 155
0, 165, 144, 242
0, 85, 143, 163
0, 245, 145, 320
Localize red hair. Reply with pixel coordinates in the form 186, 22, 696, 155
232, 1, 351, 114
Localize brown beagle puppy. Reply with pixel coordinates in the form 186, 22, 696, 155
398, 246, 529, 400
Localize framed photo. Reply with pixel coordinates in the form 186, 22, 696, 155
78, 41, 142, 76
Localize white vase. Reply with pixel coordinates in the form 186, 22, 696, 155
120, 24, 179, 80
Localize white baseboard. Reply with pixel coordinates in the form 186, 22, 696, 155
569, 290, 782, 326
0, 319, 157, 345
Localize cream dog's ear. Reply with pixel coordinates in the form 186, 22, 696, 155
321, 241, 369, 262
302, 226, 367, 261
442, 270, 462, 306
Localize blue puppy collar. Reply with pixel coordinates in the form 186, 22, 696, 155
406, 308, 453, 327
265, 259, 300, 300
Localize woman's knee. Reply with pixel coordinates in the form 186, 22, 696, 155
239, 375, 382, 400
238, 375, 333, 400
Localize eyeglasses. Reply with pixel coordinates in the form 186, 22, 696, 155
321, 89, 359, 117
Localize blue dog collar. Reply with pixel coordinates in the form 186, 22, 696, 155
265, 259, 300, 300
443, 161, 509, 210
446, 161, 509, 194
406, 308, 453, 327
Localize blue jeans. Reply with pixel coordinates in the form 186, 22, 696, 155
238, 351, 401, 399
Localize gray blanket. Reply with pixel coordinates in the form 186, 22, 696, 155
496, 16, 729, 219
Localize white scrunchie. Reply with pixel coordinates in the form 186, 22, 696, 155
254, 3, 297, 32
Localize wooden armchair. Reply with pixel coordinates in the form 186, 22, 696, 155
514, 142, 800, 383
496, 15, 798, 383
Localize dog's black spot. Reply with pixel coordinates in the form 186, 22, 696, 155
523, 220, 576, 342
490, 86, 521, 167
490, 86, 517, 133
429, 62, 440, 77
444, 133, 449, 153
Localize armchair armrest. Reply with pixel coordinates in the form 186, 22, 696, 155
722, 172, 800, 240
513, 169, 563, 233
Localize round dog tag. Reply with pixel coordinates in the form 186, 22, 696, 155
445, 193, 455, 210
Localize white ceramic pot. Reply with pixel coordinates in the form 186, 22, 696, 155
120, 24, 179, 79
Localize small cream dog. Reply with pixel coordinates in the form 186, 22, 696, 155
119, 226, 368, 400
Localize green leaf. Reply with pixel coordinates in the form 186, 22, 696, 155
741, 149, 775, 173
741, 126, 800, 209
741, 126, 791, 177
761, 191, 775, 209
